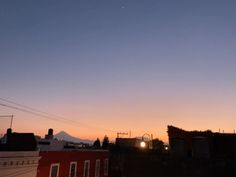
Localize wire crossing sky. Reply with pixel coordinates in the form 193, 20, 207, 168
0, 97, 117, 133
1, 0, 236, 141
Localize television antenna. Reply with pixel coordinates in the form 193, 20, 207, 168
0, 115, 14, 129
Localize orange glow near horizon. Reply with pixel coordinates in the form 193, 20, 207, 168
1, 0, 236, 147
1, 92, 236, 144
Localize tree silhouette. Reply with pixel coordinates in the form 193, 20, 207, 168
93, 138, 101, 148
102, 135, 109, 149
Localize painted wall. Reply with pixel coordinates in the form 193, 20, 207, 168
37, 150, 109, 177
0, 151, 40, 177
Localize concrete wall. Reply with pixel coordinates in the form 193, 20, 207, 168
38, 139, 66, 151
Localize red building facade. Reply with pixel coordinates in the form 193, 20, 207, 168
37, 150, 109, 177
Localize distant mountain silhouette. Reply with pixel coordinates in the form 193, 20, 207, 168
54, 131, 93, 144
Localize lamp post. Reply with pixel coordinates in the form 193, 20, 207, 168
140, 133, 153, 149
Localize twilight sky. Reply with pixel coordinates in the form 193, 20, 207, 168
1, 0, 236, 142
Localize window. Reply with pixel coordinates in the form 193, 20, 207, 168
104, 159, 108, 176
95, 159, 100, 177
50, 163, 60, 177
69, 162, 77, 177
83, 160, 90, 177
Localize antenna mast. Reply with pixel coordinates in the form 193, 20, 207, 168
0, 115, 14, 129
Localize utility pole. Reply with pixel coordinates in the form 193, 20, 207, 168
0, 115, 14, 129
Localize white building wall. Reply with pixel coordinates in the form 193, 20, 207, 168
38, 139, 66, 151
0, 151, 40, 177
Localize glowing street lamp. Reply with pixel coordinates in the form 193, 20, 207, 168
140, 133, 153, 149
140, 141, 146, 148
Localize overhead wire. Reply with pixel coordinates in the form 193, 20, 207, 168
0, 97, 117, 133
0, 97, 87, 126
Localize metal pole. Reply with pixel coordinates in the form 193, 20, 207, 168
10, 115, 13, 129
0, 115, 14, 129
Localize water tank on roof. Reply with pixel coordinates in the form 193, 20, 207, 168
7, 128, 12, 135
48, 128, 53, 136
45, 128, 54, 139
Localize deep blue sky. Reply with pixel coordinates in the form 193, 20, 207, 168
1, 0, 236, 140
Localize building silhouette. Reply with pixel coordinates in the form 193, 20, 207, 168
168, 125, 236, 158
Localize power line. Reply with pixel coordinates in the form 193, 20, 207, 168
0, 97, 105, 131
0, 97, 83, 124
0, 98, 117, 133
0, 115, 13, 117
0, 102, 116, 133
0, 99, 90, 127
0, 102, 70, 123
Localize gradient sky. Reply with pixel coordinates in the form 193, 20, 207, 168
1, 0, 236, 142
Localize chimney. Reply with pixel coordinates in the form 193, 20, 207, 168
45, 128, 54, 139
48, 128, 53, 136
7, 128, 12, 135
2, 128, 12, 144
